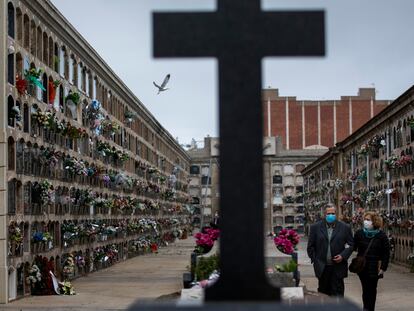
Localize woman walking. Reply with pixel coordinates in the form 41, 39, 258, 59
353, 211, 390, 311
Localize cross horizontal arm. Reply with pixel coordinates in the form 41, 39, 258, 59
153, 12, 219, 57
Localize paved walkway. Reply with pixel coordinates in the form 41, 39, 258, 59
296, 237, 414, 311
3, 237, 195, 310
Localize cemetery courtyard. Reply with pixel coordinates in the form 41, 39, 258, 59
2, 236, 413, 311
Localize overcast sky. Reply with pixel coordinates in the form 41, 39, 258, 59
51, 0, 414, 145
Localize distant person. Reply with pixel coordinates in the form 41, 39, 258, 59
210, 211, 220, 228
307, 204, 354, 296
353, 211, 390, 311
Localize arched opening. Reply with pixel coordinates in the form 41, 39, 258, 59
16, 139, 24, 174
16, 8, 22, 43
8, 178, 16, 214
59, 46, 65, 77
35, 25, 42, 59
15, 52, 23, 78
23, 14, 29, 49
42, 73, 48, 103
54, 43, 59, 72
8, 95, 15, 127
48, 37, 54, 68
43, 32, 48, 64
8, 137, 15, 171
7, 52, 14, 85
23, 103, 29, 133
8, 2, 15, 39
30, 20, 36, 55
59, 85, 64, 113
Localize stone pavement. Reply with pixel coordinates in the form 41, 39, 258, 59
296, 237, 414, 311
2, 237, 195, 310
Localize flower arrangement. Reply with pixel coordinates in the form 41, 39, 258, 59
39, 180, 54, 204
283, 195, 295, 204
8, 223, 23, 244
62, 123, 87, 139
64, 157, 87, 176
408, 117, 414, 129
32, 110, 49, 127
24, 68, 46, 91
274, 229, 300, 255
60, 280, 76, 295
385, 155, 399, 169
124, 110, 137, 123
65, 92, 80, 106
374, 170, 384, 181
334, 178, 344, 189
16, 76, 28, 95
194, 228, 220, 255
62, 255, 75, 277
26, 264, 42, 285
357, 169, 367, 182
357, 143, 369, 156
48, 80, 60, 104
101, 119, 121, 136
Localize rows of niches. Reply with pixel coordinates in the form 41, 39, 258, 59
303, 159, 336, 229
304, 103, 414, 266
5, 0, 192, 298
271, 162, 306, 234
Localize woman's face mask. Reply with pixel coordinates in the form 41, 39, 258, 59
363, 220, 373, 230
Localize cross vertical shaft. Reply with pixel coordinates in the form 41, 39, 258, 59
153, 0, 325, 301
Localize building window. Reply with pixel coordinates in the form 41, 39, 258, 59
8, 52, 14, 85
77, 63, 83, 90
8, 2, 15, 39
190, 165, 200, 175
272, 175, 282, 184
36, 26, 42, 59
285, 216, 294, 224
201, 176, 211, 185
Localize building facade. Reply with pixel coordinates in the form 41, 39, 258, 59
262, 88, 390, 150
302, 85, 414, 267
187, 137, 220, 227
1, 0, 191, 303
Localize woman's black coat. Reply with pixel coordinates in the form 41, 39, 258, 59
353, 229, 390, 278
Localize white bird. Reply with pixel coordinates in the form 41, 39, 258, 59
153, 74, 170, 94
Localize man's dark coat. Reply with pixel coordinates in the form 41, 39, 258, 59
307, 220, 354, 279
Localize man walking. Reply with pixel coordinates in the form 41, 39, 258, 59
307, 204, 354, 296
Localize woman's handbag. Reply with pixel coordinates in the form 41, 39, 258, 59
349, 237, 375, 273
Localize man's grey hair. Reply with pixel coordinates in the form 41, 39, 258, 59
325, 203, 336, 211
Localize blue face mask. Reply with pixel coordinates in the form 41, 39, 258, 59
326, 214, 336, 223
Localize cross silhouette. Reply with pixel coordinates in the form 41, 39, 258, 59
153, 0, 325, 301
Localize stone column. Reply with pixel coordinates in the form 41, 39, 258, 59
0, 0, 9, 303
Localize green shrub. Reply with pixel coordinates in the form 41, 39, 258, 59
195, 254, 219, 280
275, 259, 297, 273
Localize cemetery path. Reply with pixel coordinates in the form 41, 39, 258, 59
4, 237, 195, 310
298, 237, 414, 311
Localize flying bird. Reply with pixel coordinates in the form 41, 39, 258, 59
153, 74, 170, 94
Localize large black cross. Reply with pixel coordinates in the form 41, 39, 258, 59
154, 0, 325, 301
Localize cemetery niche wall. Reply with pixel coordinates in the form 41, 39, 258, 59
303, 85, 414, 269
2, 0, 192, 302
